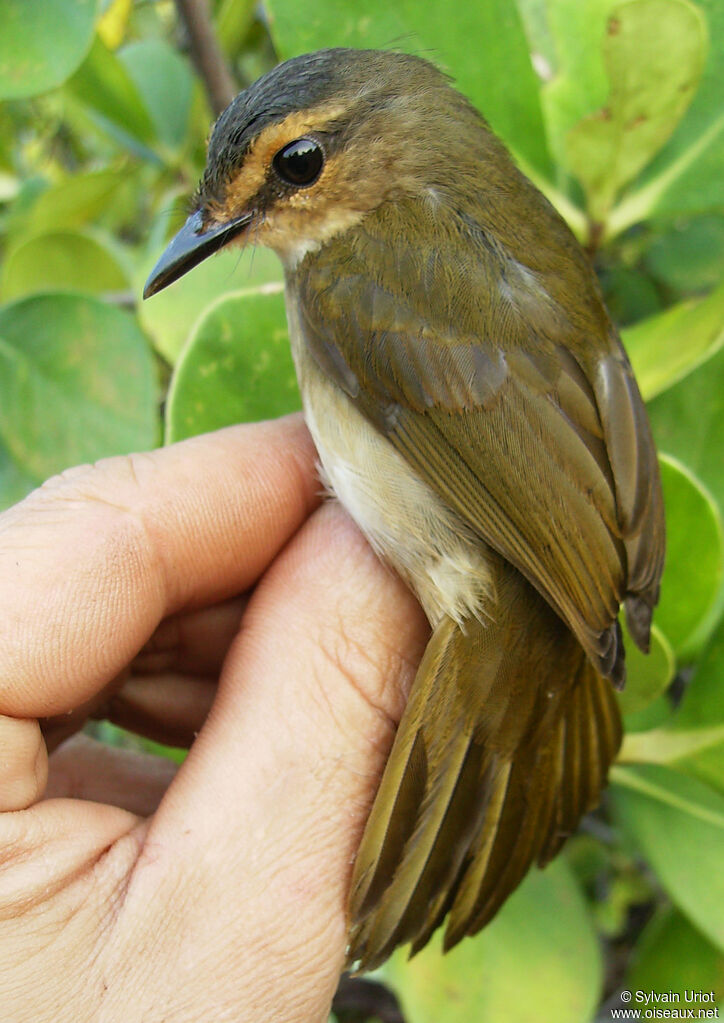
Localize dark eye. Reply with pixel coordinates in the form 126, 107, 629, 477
273, 138, 324, 186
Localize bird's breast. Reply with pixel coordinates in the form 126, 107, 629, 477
285, 289, 494, 627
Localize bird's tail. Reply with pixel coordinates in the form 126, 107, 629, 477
346, 558, 621, 971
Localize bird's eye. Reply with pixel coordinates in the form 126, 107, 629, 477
273, 138, 324, 186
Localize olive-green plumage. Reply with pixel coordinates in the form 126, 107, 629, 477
144, 48, 665, 972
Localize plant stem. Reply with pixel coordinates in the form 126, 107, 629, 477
174, 0, 237, 115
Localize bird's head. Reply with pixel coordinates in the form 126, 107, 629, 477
144, 48, 487, 297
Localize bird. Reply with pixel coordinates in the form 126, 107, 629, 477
144, 47, 665, 972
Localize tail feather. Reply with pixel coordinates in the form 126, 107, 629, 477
346, 561, 622, 972
350, 622, 470, 921
409, 758, 511, 956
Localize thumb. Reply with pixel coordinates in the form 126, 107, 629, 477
105, 501, 428, 1022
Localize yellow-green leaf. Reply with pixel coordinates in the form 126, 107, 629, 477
624, 279, 724, 401
1, 230, 129, 301
0, 294, 157, 493
611, 764, 724, 953
655, 456, 724, 659
566, 0, 707, 220
0, 0, 96, 99
165, 288, 299, 443
380, 860, 602, 1023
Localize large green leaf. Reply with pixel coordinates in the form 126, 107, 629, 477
624, 907, 724, 1003
380, 859, 602, 1023
165, 288, 300, 443
648, 342, 724, 514
538, 0, 622, 184
0, 441, 41, 510
624, 280, 724, 401
1, 230, 129, 301
631, 618, 724, 796
617, 623, 675, 717
619, 616, 724, 786
140, 236, 283, 364
14, 169, 131, 242
676, 617, 724, 734
0, 294, 158, 499
566, 0, 707, 223
217, 0, 258, 56
610, 763, 724, 953
0, 0, 96, 99
265, 0, 553, 179
119, 41, 193, 153
646, 214, 724, 295
65, 36, 155, 151
654, 456, 724, 659
608, 0, 724, 232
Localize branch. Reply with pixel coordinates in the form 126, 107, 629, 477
174, 0, 237, 115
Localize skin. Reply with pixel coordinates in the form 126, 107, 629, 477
0, 415, 428, 1023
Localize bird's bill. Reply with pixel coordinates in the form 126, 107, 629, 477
143, 209, 253, 298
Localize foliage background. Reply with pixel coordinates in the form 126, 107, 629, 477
1, 1, 723, 1020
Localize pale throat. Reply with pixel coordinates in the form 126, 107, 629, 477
262, 203, 370, 272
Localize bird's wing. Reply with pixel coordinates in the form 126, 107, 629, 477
294, 201, 664, 680
345, 556, 623, 970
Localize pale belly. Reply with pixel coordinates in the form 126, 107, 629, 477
288, 329, 494, 628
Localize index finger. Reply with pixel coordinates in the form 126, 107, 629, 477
0, 415, 318, 718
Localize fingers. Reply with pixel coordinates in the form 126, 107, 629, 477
0, 716, 47, 810
104, 673, 216, 748
106, 502, 429, 1021
45, 735, 177, 816
0, 415, 318, 718
0, 414, 431, 1020
41, 597, 246, 752
132, 597, 248, 676
103, 599, 247, 745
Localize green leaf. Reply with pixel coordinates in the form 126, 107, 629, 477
677, 617, 724, 732
1, 230, 129, 301
608, 0, 724, 231
165, 288, 300, 443
610, 763, 724, 953
217, 0, 258, 56
667, 616, 724, 795
539, 0, 622, 183
14, 170, 131, 239
624, 906, 724, 1002
600, 263, 663, 328
646, 215, 724, 295
0, 294, 158, 488
0, 0, 96, 99
623, 693, 677, 735
623, 279, 724, 401
654, 456, 724, 659
265, 0, 553, 180
140, 240, 284, 364
617, 623, 675, 716
380, 859, 602, 1023
65, 36, 155, 150
619, 599, 724, 781
0, 440, 41, 511
97, 0, 133, 50
119, 41, 193, 153
648, 343, 724, 515
566, 0, 707, 222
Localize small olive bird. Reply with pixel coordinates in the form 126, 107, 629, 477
145, 48, 665, 970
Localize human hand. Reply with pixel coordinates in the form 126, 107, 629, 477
0, 415, 428, 1023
